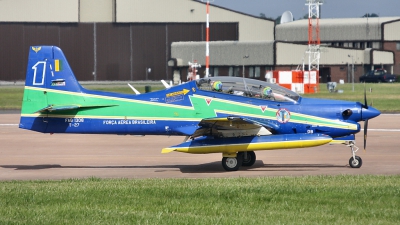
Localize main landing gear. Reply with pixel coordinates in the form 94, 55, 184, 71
347, 141, 362, 168
221, 151, 256, 171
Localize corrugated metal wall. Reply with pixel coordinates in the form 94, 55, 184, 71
372, 50, 394, 65
384, 20, 400, 41
0, 22, 237, 81
276, 17, 400, 42
171, 41, 274, 66
116, 0, 274, 41
80, 0, 115, 22
0, 0, 79, 22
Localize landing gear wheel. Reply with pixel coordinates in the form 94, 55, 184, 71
241, 151, 256, 167
349, 156, 362, 168
222, 155, 243, 171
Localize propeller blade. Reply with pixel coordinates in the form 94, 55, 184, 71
363, 83, 368, 109
364, 119, 368, 152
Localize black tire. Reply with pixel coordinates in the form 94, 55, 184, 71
349, 156, 362, 168
241, 151, 256, 167
222, 155, 243, 171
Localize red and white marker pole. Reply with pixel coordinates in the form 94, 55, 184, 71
205, 1, 210, 77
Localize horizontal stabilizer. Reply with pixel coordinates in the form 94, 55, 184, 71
35, 104, 117, 113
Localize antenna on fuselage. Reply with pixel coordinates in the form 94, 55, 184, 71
127, 83, 140, 95
161, 80, 171, 89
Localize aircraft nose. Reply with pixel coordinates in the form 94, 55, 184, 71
361, 106, 381, 121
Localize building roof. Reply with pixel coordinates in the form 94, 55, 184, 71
276, 17, 400, 42
171, 41, 275, 66
171, 41, 394, 67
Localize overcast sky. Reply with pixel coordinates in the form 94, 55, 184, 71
210, 0, 399, 19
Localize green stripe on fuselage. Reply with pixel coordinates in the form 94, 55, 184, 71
21, 87, 357, 130
190, 94, 357, 130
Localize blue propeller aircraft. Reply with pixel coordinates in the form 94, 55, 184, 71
19, 46, 381, 171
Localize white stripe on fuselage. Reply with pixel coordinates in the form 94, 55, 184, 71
2, 123, 400, 132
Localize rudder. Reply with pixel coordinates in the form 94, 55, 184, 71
20, 46, 85, 132
24, 46, 83, 92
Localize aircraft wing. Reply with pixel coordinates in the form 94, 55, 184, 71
190, 116, 280, 139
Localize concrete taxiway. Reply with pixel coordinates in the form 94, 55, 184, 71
0, 113, 399, 180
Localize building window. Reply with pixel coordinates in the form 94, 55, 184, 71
209, 67, 214, 77
367, 42, 372, 48
249, 67, 254, 78
229, 67, 233, 76
265, 66, 273, 71
213, 67, 219, 77
234, 67, 240, 77
396, 42, 400, 51
255, 67, 260, 78
372, 42, 381, 49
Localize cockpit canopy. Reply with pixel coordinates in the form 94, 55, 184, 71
196, 76, 300, 103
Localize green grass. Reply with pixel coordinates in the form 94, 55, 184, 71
1, 83, 400, 112
0, 86, 24, 110
303, 83, 400, 113
0, 176, 399, 224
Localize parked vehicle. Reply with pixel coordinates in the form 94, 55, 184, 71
359, 69, 397, 83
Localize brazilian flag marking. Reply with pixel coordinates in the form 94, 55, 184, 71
55, 60, 63, 72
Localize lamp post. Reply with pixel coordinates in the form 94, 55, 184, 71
348, 55, 354, 92
242, 55, 249, 78
146, 68, 151, 80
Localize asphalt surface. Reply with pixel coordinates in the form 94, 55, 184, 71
1, 113, 399, 180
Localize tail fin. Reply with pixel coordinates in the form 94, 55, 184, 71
20, 46, 85, 132
24, 46, 83, 92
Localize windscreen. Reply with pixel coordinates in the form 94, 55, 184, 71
196, 77, 300, 103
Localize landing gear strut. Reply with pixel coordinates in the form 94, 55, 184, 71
347, 141, 362, 168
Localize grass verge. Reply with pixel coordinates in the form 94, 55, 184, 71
304, 83, 400, 113
0, 175, 399, 224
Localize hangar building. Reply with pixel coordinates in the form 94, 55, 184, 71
0, 0, 399, 83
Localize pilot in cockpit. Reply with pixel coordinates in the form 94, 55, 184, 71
262, 86, 286, 101
211, 80, 223, 92
262, 86, 274, 100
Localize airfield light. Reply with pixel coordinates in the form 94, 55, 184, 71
146, 67, 151, 80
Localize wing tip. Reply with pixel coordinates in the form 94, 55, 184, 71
161, 148, 176, 154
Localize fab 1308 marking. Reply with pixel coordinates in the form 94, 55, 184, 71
65, 118, 84, 128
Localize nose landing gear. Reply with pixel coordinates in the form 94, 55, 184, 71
347, 141, 362, 168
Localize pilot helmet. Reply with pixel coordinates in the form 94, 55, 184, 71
211, 81, 222, 91
263, 86, 272, 97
